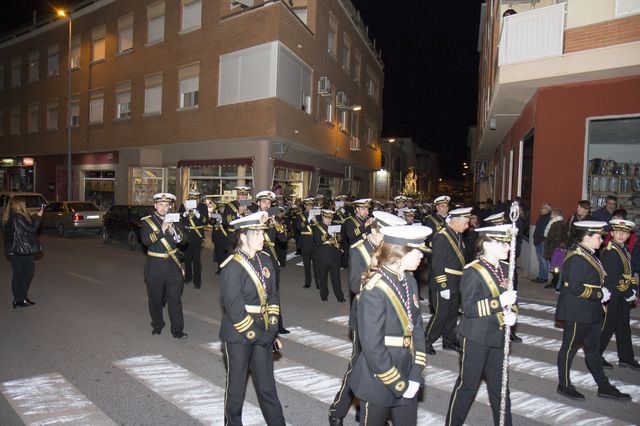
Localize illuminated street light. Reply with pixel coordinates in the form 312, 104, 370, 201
388, 138, 396, 143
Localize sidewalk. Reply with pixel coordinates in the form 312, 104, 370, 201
517, 273, 640, 319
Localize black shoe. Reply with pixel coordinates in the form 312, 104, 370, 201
619, 359, 640, 371
152, 329, 162, 335
510, 331, 522, 343
337, 298, 346, 303
303, 284, 310, 288
443, 343, 462, 354
328, 415, 343, 426
554, 288, 561, 293
557, 384, 585, 400
172, 332, 188, 339
354, 406, 360, 423
278, 328, 290, 335
601, 357, 613, 369
321, 297, 328, 302
12, 300, 30, 308
425, 344, 436, 356
598, 385, 631, 401
25, 298, 36, 305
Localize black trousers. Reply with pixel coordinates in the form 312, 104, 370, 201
223, 342, 285, 426
184, 237, 202, 285
446, 337, 512, 426
359, 398, 417, 426
301, 246, 315, 287
425, 289, 460, 346
317, 261, 344, 301
212, 231, 228, 266
558, 320, 609, 388
330, 329, 360, 419
600, 296, 635, 362
10, 255, 35, 302
146, 273, 184, 335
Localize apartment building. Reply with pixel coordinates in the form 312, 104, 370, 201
0, 0, 384, 208
473, 0, 640, 277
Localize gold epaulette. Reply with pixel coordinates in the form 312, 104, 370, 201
220, 255, 235, 268
606, 242, 613, 251
464, 259, 479, 269
141, 215, 152, 220
351, 239, 365, 249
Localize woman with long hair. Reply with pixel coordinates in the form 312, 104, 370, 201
218, 211, 285, 426
349, 225, 431, 426
2, 197, 43, 308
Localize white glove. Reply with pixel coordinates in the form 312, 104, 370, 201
440, 289, 451, 300
193, 209, 201, 219
402, 380, 420, 399
499, 290, 517, 307
601, 287, 611, 303
625, 289, 637, 303
503, 311, 517, 327
182, 211, 189, 217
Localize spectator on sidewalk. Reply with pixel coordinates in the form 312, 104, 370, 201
564, 200, 591, 244
591, 195, 617, 223
533, 202, 552, 283
543, 208, 564, 289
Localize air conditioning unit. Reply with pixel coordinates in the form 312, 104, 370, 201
232, 0, 254, 8
336, 91, 348, 108
350, 137, 361, 151
318, 77, 331, 95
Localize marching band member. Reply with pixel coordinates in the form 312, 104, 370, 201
344, 199, 374, 246
313, 209, 345, 302
295, 197, 318, 289
178, 190, 208, 288
422, 195, 451, 238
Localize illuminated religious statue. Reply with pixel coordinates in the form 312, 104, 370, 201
403, 167, 417, 196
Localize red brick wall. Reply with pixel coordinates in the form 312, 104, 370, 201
564, 14, 640, 53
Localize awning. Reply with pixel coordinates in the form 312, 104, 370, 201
178, 157, 253, 168
320, 168, 344, 179
273, 160, 315, 173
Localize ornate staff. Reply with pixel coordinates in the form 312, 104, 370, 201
499, 201, 519, 426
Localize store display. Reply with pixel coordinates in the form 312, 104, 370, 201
588, 159, 640, 221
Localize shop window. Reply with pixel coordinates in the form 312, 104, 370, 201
69, 96, 80, 127
181, 0, 202, 33
46, 100, 58, 130
91, 26, 106, 63
188, 165, 253, 197
117, 14, 134, 53
147, 1, 165, 44
132, 167, 165, 205
178, 63, 199, 109
71, 35, 81, 69
272, 167, 307, 199
27, 103, 39, 133
47, 44, 59, 76
89, 90, 104, 123
318, 175, 341, 198
328, 13, 338, 57
115, 82, 132, 119
10, 107, 20, 135
144, 73, 163, 114
28, 51, 39, 82
84, 170, 115, 210
10, 58, 21, 87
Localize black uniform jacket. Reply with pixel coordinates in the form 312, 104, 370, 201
350, 268, 427, 407
312, 222, 341, 264
262, 224, 288, 265
179, 202, 209, 241
556, 243, 606, 324
458, 260, 515, 348
219, 250, 280, 345
430, 226, 466, 294
343, 215, 368, 246
422, 213, 446, 241
348, 238, 378, 329
222, 201, 257, 230
601, 241, 636, 300
141, 213, 187, 280
294, 211, 315, 250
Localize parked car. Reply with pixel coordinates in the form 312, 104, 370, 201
41, 201, 105, 237
0, 191, 48, 216
102, 205, 155, 251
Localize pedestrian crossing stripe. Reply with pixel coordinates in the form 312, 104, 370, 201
114, 354, 269, 425
202, 342, 447, 425
0, 373, 115, 426
283, 326, 632, 426
519, 302, 640, 330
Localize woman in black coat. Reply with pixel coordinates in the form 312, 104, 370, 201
2, 197, 43, 308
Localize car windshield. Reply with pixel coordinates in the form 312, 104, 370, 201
68, 203, 100, 212
22, 195, 48, 208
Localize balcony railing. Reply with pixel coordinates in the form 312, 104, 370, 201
498, 3, 565, 66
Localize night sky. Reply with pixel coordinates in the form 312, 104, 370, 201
2, 0, 484, 179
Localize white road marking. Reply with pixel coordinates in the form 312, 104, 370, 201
286, 252, 299, 261
520, 301, 640, 330
65, 271, 107, 285
291, 326, 629, 425
0, 373, 115, 426
114, 355, 266, 425
202, 342, 446, 425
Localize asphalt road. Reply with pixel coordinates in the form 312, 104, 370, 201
1, 231, 639, 425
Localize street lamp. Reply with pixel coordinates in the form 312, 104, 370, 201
348, 105, 362, 111
57, 8, 72, 200
388, 138, 396, 143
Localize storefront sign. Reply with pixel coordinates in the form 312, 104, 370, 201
22, 157, 34, 166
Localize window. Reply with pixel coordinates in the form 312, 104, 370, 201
615, 0, 640, 16
147, 1, 165, 44
27, 103, 39, 133
366, 67, 379, 104
91, 26, 106, 62
71, 35, 81, 69
118, 14, 134, 53
28, 51, 39, 82
342, 34, 351, 71
364, 117, 379, 148
89, 90, 104, 123
188, 165, 253, 197
46, 100, 58, 130
144, 73, 163, 114
178, 63, 199, 109
10, 58, 21, 87
322, 93, 335, 124
338, 109, 349, 132
10, 107, 20, 135
350, 110, 360, 137
275, 44, 312, 114
69, 95, 80, 127
354, 49, 361, 84
115, 82, 132, 119
181, 0, 202, 33
293, 7, 308, 25
328, 13, 338, 57
47, 44, 59, 76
